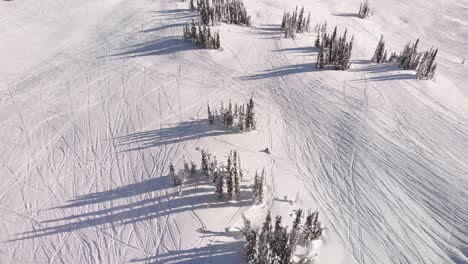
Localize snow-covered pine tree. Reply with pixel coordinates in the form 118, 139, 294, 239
302, 211, 323, 242
416, 48, 438, 80
190, 161, 197, 177
305, 13, 311, 33
169, 163, 181, 185
270, 215, 285, 262
238, 104, 245, 131
258, 211, 273, 264
184, 160, 190, 176
201, 150, 209, 176
371, 34, 386, 63
314, 33, 321, 48
241, 213, 258, 263
215, 171, 224, 197
238, 152, 243, 181
281, 11, 287, 31
245, 95, 255, 130
207, 102, 214, 124
215, 31, 221, 49
189, 0, 195, 11
226, 154, 234, 199
297, 7, 304, 33
252, 170, 260, 204
191, 20, 198, 42
282, 209, 303, 264
233, 150, 240, 199
358, 0, 371, 18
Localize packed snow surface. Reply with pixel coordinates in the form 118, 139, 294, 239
0, 0, 467, 263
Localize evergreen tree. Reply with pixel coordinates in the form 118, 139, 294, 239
241, 214, 258, 263
189, 0, 195, 11
207, 102, 214, 124
238, 104, 245, 131
258, 212, 273, 264
245, 95, 255, 130
215, 171, 224, 197
190, 161, 197, 177
314, 34, 321, 48
305, 13, 311, 32
358, 0, 371, 18
201, 150, 209, 176
252, 171, 261, 204
169, 163, 181, 186
226, 154, 234, 199
233, 150, 240, 199
302, 211, 323, 242
371, 34, 386, 63
270, 215, 286, 262
297, 7, 304, 33
282, 209, 303, 263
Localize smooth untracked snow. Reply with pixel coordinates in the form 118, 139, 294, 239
0, 0, 467, 263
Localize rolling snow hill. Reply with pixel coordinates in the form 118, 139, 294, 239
0, 0, 467, 263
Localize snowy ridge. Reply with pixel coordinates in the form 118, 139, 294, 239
0, 0, 467, 263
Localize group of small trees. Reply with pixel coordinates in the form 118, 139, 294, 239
371, 36, 438, 79
241, 209, 323, 263
207, 96, 256, 132
358, 1, 372, 18
190, 0, 251, 26
183, 20, 221, 49
168, 148, 247, 201
169, 159, 197, 186
398, 39, 438, 79
213, 150, 243, 200
315, 26, 354, 70
280, 6, 311, 39
313, 21, 327, 35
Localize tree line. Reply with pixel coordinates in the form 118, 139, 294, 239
190, 0, 251, 26
280, 6, 311, 39
315, 26, 354, 70
207, 96, 256, 132
241, 209, 323, 263
183, 20, 221, 49
371, 35, 438, 79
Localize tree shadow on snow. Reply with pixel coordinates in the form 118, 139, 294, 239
116, 119, 238, 152
274, 46, 318, 55
9, 177, 252, 242
239, 63, 317, 80
104, 38, 196, 59
131, 240, 243, 263
332, 13, 361, 18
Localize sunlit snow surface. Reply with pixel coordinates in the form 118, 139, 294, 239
0, 0, 467, 263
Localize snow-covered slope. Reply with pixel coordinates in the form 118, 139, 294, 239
0, 0, 467, 263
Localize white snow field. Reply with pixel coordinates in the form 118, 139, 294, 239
1, 0, 467, 263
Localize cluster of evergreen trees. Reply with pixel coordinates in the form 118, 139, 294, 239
241, 209, 323, 263
183, 20, 221, 49
371, 36, 438, 79
398, 39, 438, 79
169, 159, 198, 186
315, 26, 354, 70
358, 1, 372, 18
190, 0, 251, 26
213, 150, 243, 200
313, 21, 327, 34
207, 96, 256, 132
280, 6, 311, 39
169, 148, 248, 201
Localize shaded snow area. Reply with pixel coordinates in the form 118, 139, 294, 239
1, 0, 467, 263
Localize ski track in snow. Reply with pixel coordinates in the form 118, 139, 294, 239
1, 0, 467, 263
